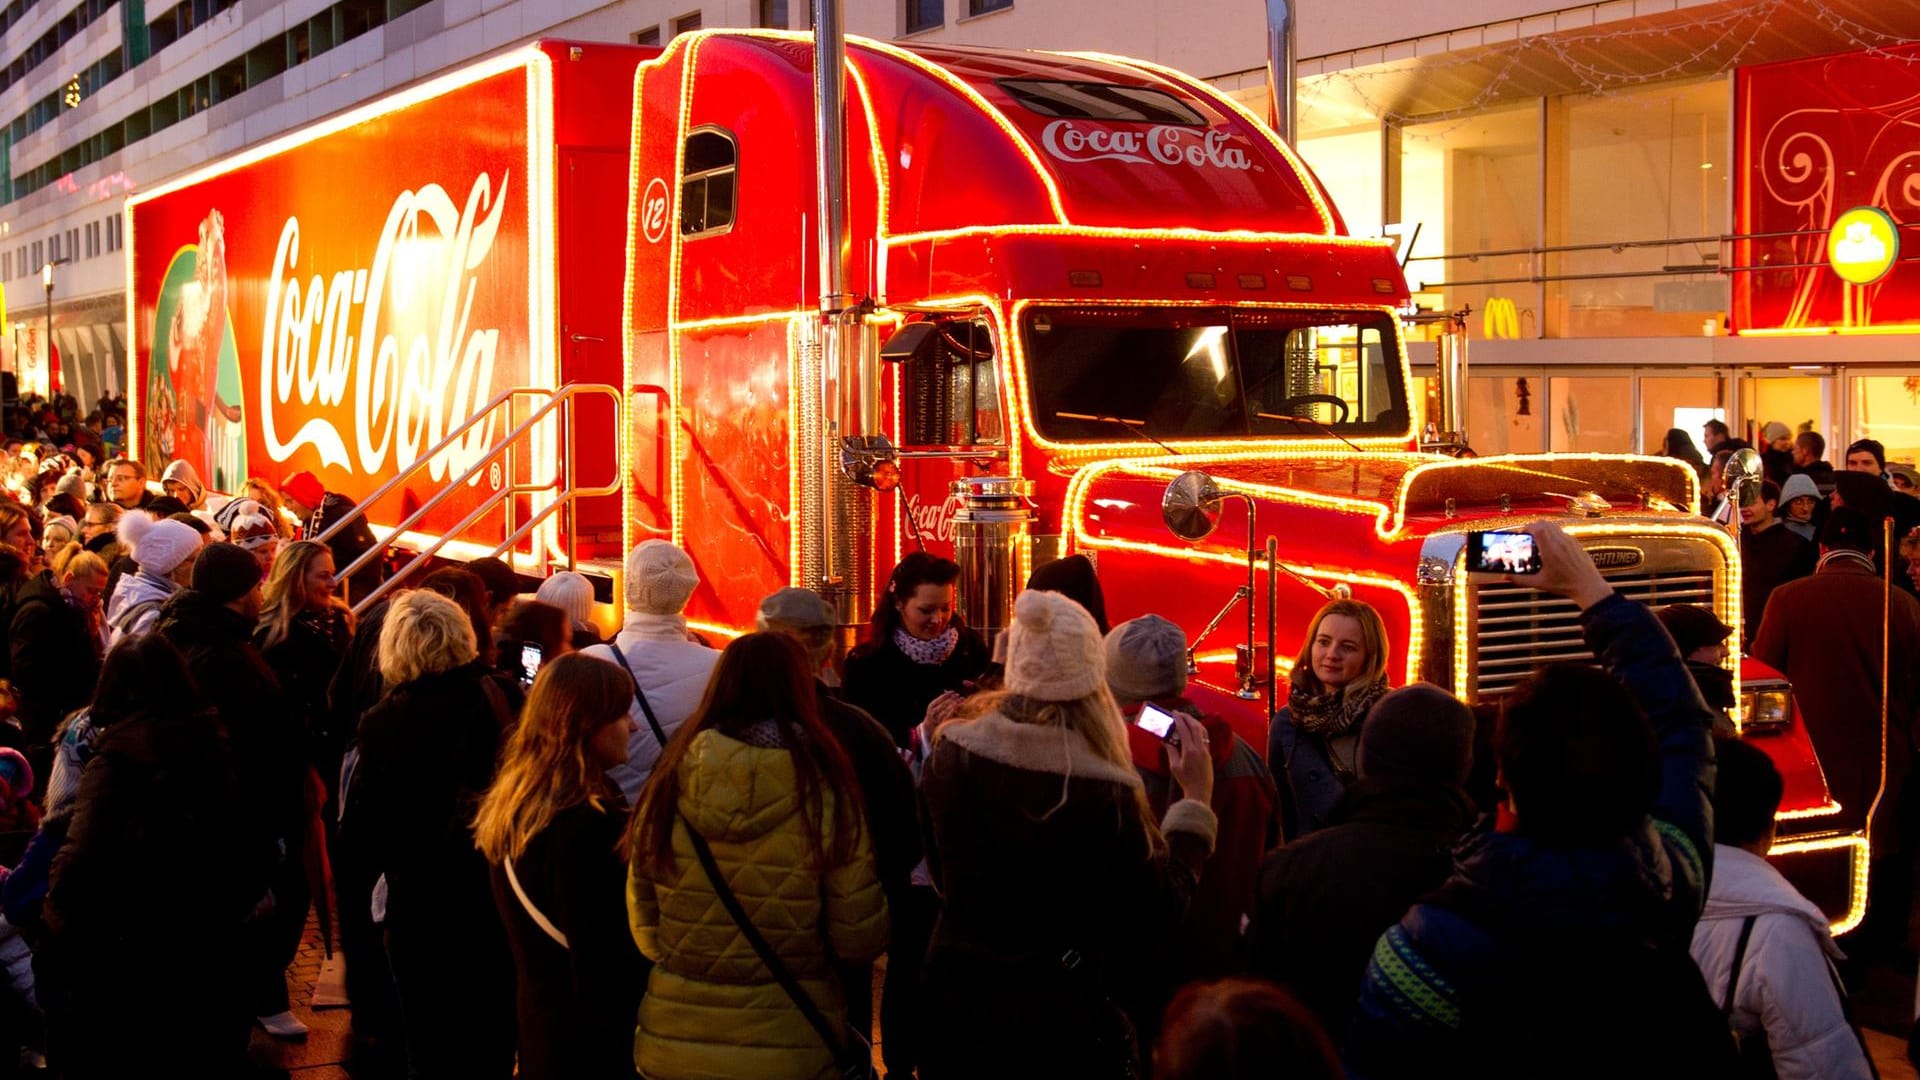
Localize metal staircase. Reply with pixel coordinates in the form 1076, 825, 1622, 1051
313, 382, 624, 615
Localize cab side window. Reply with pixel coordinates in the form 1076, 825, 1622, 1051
681, 128, 736, 237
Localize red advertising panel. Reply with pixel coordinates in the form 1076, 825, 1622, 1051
1735, 44, 1920, 332
128, 56, 542, 537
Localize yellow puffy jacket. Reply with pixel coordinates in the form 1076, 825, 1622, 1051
629, 728, 889, 1079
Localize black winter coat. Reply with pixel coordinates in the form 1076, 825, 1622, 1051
346, 662, 511, 929
154, 589, 306, 846
819, 684, 922, 898
1248, 778, 1477, 1032
842, 627, 991, 746
41, 708, 269, 1075
256, 606, 351, 762
488, 801, 644, 1080
918, 711, 1217, 1078
8, 571, 100, 743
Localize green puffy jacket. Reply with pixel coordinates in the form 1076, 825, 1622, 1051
629, 728, 889, 1079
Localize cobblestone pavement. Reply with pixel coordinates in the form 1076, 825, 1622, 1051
250, 912, 1915, 1079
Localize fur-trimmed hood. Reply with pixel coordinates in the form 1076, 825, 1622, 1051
938, 710, 1143, 788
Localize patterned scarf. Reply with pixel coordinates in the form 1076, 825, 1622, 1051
1288, 676, 1389, 739
894, 625, 959, 666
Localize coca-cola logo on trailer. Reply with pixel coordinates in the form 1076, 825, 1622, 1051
260, 172, 510, 486
1040, 120, 1253, 172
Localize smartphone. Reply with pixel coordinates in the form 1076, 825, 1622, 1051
1465, 530, 1542, 576
1137, 703, 1181, 744
519, 642, 543, 686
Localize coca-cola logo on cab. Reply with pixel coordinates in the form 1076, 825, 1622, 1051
260, 171, 511, 486
1039, 120, 1253, 172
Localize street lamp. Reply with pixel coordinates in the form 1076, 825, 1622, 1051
41, 257, 66, 405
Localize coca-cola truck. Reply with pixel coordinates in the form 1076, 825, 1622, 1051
126, 33, 1867, 928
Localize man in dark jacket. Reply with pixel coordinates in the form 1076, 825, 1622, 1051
1793, 431, 1837, 496
755, 586, 925, 1075
1753, 507, 1920, 951
1655, 603, 1737, 735
8, 564, 103, 749
1740, 480, 1815, 637
1107, 614, 1280, 983
282, 470, 384, 604
1346, 523, 1724, 1078
1250, 683, 1475, 1034
154, 542, 313, 1039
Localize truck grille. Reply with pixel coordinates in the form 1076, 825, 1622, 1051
1472, 565, 1717, 699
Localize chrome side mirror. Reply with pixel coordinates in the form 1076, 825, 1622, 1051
1725, 447, 1764, 509
1163, 470, 1224, 541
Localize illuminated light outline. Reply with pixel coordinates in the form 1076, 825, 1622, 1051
1776, 799, 1843, 821
672, 310, 807, 332
528, 49, 563, 564
1734, 324, 1920, 338
1068, 530, 1425, 686
846, 57, 889, 246
1062, 462, 1423, 683
1765, 833, 1870, 934
618, 44, 651, 568
788, 316, 802, 587
1056, 50, 1337, 236
884, 224, 1396, 249
1007, 297, 1419, 458
850, 37, 1070, 225
667, 34, 707, 550
126, 47, 560, 530
689, 619, 747, 641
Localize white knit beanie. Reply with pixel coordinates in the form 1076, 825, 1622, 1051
117, 511, 201, 576
1004, 589, 1105, 702
536, 571, 596, 629
623, 540, 698, 615
1104, 615, 1189, 703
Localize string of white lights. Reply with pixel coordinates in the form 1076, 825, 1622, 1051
1297, 0, 1919, 136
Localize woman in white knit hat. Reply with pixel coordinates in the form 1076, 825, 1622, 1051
918, 588, 1217, 1079
534, 569, 602, 649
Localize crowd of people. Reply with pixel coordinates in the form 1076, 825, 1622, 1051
0, 442, 1910, 1079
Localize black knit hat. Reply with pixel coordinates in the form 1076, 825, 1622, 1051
1358, 683, 1475, 787
192, 542, 264, 605
1655, 604, 1732, 654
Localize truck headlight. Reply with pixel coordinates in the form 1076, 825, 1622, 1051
1741, 687, 1792, 734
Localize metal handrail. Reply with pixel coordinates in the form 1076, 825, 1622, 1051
314, 382, 624, 613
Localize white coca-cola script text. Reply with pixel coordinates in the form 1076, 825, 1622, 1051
1039, 120, 1252, 171
260, 172, 512, 484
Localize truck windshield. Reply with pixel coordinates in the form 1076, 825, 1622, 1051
1024, 306, 1409, 442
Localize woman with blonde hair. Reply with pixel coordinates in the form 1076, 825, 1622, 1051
341, 589, 516, 1078
919, 589, 1218, 1078
1267, 598, 1392, 838
256, 541, 352, 758
475, 654, 643, 1079
627, 632, 887, 1080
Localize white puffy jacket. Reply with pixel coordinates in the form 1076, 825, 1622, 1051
582, 612, 720, 802
1688, 845, 1873, 1080
104, 569, 177, 645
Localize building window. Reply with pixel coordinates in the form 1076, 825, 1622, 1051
757, 0, 786, 28
680, 128, 736, 237
672, 11, 701, 37
967, 0, 1009, 14
633, 26, 660, 45
905, 0, 940, 33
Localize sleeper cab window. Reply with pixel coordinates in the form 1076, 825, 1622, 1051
680, 128, 737, 238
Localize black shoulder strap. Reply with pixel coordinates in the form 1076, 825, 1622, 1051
681, 814, 855, 1068
604, 643, 671, 747
1722, 914, 1758, 1018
